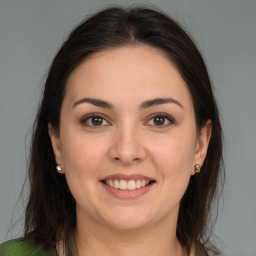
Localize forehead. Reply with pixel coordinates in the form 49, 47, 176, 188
64, 45, 193, 109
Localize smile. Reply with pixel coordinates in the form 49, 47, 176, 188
102, 179, 153, 190
101, 174, 156, 199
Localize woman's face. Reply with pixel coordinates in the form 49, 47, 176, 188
49, 45, 211, 231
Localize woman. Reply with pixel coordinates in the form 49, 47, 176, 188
0, 6, 224, 256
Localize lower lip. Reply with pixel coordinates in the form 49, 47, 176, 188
101, 182, 155, 199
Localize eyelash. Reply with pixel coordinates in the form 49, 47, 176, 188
80, 113, 110, 128
80, 113, 175, 128
146, 113, 175, 127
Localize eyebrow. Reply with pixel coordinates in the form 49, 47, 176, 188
72, 97, 184, 110
139, 98, 184, 109
72, 98, 113, 109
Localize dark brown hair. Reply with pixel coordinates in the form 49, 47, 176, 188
24, 6, 224, 255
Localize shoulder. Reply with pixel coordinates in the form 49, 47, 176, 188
0, 238, 57, 256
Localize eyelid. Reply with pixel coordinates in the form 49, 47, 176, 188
145, 113, 176, 126
80, 112, 175, 128
80, 113, 111, 127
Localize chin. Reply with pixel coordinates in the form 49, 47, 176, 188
105, 219, 150, 231
99, 207, 154, 231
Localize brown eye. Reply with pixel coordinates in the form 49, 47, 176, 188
153, 116, 165, 125
147, 114, 174, 127
91, 116, 103, 126
81, 114, 110, 127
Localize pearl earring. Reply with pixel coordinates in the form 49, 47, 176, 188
56, 162, 64, 174
194, 164, 201, 174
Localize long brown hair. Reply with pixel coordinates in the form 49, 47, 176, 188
24, 6, 224, 255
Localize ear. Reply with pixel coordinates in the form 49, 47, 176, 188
192, 119, 212, 175
48, 123, 63, 164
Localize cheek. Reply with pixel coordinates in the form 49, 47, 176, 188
151, 133, 196, 175
59, 134, 108, 207
60, 132, 107, 177
159, 136, 195, 199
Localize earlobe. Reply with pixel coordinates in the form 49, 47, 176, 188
48, 123, 63, 163
192, 120, 212, 175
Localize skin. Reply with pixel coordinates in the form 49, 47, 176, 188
49, 45, 211, 256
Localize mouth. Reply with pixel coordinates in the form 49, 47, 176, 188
100, 174, 156, 199
101, 179, 155, 191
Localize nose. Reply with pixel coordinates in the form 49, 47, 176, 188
109, 124, 146, 166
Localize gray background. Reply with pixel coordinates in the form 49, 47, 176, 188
0, 0, 255, 255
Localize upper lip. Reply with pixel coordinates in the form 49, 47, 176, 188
101, 173, 154, 181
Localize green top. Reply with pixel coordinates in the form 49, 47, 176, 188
0, 236, 78, 256
0, 237, 204, 256
0, 238, 57, 256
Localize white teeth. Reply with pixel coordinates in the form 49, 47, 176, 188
109, 179, 114, 187
114, 179, 120, 189
120, 180, 128, 190
136, 180, 141, 188
128, 180, 136, 190
104, 179, 151, 190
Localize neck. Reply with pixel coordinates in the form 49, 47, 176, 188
75, 213, 187, 256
